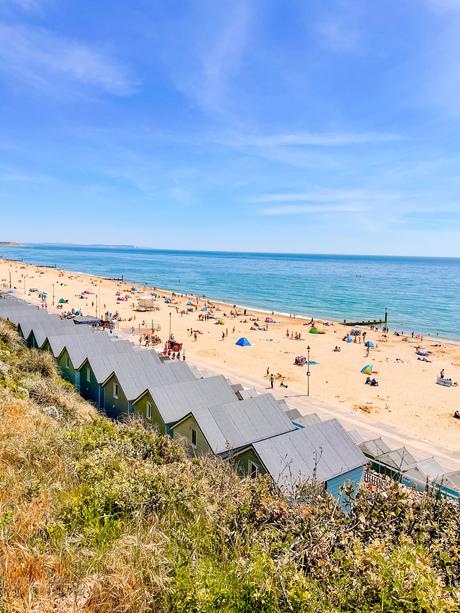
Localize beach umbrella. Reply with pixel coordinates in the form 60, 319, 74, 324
364, 341, 375, 348
201, 306, 207, 311
58, 298, 66, 303
361, 364, 375, 375
416, 348, 429, 356
187, 300, 193, 305
309, 328, 320, 334
235, 337, 251, 347
346, 336, 353, 343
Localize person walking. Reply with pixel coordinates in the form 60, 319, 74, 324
270, 374, 274, 389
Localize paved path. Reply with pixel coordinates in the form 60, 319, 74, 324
189, 355, 460, 472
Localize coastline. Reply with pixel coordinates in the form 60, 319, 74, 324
1, 256, 460, 460
1, 247, 459, 342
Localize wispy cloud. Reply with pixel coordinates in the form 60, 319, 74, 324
0, 23, 136, 96
426, 0, 460, 13
260, 204, 364, 216
227, 131, 402, 148
253, 189, 404, 204
255, 189, 413, 217
316, 19, 359, 52
6, 0, 44, 11
167, 1, 252, 115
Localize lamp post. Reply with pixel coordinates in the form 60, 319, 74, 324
52, 283, 55, 306
9, 270, 11, 289
306, 345, 311, 397
169, 312, 172, 339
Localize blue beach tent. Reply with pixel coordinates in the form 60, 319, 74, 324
236, 337, 251, 347
346, 336, 353, 343
364, 341, 375, 348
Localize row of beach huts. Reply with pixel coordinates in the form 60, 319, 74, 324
0, 293, 458, 501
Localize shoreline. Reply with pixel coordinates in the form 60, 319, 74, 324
3, 256, 458, 346
1, 257, 460, 459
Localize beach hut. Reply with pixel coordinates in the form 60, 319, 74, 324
374, 447, 417, 480
77, 339, 134, 403
100, 353, 193, 419
133, 375, 237, 434
171, 394, 296, 457
235, 337, 251, 347
234, 419, 368, 500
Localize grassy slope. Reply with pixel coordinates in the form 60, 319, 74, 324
0, 321, 459, 612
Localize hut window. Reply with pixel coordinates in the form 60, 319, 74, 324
146, 402, 152, 419
248, 461, 259, 479
86, 367, 91, 383
191, 428, 197, 448
113, 382, 119, 399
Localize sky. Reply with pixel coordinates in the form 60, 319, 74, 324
1, 0, 460, 256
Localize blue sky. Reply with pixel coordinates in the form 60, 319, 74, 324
1, 0, 460, 256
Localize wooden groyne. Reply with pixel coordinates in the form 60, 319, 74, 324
344, 309, 388, 328
104, 275, 124, 281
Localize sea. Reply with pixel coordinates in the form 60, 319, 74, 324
0, 244, 459, 341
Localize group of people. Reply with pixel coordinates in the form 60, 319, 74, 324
266, 368, 288, 389
286, 329, 302, 340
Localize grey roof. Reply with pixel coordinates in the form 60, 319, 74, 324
439, 470, 460, 492
251, 419, 368, 490
295, 413, 322, 427
285, 408, 302, 420
376, 447, 417, 472
62, 334, 134, 370
346, 429, 368, 445
19, 316, 77, 344
2, 307, 48, 325
359, 437, 392, 459
147, 375, 237, 425
100, 352, 195, 401
404, 457, 446, 484
34, 322, 93, 349
46, 329, 96, 358
185, 393, 296, 455
236, 387, 259, 400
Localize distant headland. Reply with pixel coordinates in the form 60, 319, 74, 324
0, 242, 23, 247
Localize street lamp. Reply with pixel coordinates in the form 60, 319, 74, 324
169, 312, 172, 339
306, 345, 311, 397
52, 283, 55, 306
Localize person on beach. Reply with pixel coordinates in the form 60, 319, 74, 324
270, 374, 274, 389
280, 377, 288, 388
440, 369, 445, 379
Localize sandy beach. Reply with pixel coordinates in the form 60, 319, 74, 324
1, 257, 459, 458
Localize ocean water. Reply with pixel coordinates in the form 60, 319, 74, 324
1, 244, 459, 340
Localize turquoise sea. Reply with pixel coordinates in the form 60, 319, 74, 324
0, 245, 459, 340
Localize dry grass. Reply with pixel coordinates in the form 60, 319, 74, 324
0, 322, 459, 612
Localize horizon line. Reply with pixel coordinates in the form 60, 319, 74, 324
2, 242, 460, 260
